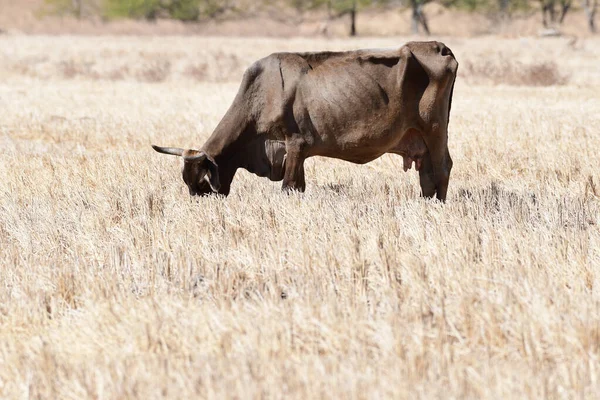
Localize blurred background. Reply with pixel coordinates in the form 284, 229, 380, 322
0, 0, 596, 37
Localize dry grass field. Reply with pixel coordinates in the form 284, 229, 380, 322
0, 34, 599, 399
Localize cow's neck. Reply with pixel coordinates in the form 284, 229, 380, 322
201, 101, 253, 158
206, 134, 286, 195
214, 136, 283, 179
200, 111, 256, 194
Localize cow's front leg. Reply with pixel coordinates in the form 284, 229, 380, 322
281, 139, 306, 192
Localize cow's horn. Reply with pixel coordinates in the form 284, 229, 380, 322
152, 145, 185, 156
182, 152, 207, 162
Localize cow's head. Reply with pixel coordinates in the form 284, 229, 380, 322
152, 145, 220, 196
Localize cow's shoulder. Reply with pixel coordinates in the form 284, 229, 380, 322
236, 55, 284, 95
239, 52, 310, 85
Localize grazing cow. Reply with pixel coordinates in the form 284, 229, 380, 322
153, 41, 458, 200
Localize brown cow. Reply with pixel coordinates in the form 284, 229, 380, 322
153, 41, 458, 200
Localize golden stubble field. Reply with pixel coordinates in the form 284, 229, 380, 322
0, 35, 599, 399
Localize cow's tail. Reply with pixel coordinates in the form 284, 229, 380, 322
446, 74, 456, 133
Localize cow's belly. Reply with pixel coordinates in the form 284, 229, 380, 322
319, 147, 387, 164
307, 111, 405, 160
310, 120, 428, 170
309, 125, 400, 163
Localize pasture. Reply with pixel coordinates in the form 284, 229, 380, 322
0, 35, 599, 398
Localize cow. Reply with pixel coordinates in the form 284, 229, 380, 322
152, 41, 458, 201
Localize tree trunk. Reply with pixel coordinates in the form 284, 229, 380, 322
541, 0, 556, 27
584, 0, 598, 32
418, 4, 430, 35
349, 0, 357, 36
411, 0, 429, 35
499, 0, 510, 19
558, 0, 571, 24
411, 0, 419, 34
72, 0, 82, 19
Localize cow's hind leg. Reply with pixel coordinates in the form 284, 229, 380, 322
418, 153, 436, 198
421, 133, 453, 201
281, 139, 306, 192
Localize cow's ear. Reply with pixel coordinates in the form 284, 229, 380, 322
398, 46, 429, 107
265, 140, 287, 181
204, 155, 221, 192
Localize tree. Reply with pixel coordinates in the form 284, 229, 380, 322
165, 0, 201, 21
410, 0, 430, 35
43, 0, 100, 18
324, 0, 361, 36
498, 0, 509, 15
102, 0, 232, 21
583, 0, 598, 32
539, 0, 572, 27
289, 0, 392, 36
334, 0, 358, 36
103, 0, 163, 20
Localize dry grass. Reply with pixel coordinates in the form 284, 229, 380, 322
462, 59, 570, 86
0, 35, 599, 399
